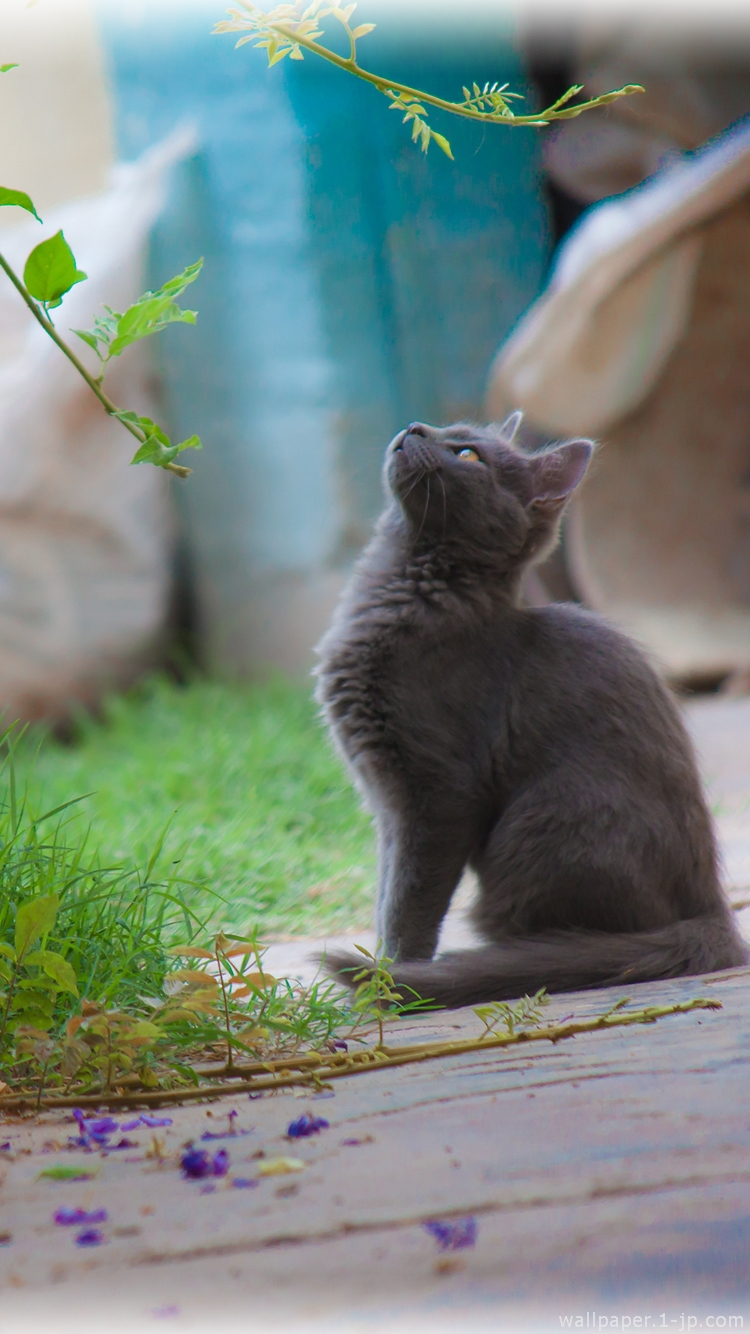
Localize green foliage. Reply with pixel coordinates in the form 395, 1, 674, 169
216, 2, 644, 160
0, 890, 79, 1047
0, 734, 219, 1088
0, 58, 202, 479
23, 230, 87, 313
0, 187, 41, 223
115, 413, 202, 471
74, 260, 203, 363
387, 93, 453, 160
38, 1164, 97, 1181
348, 943, 435, 1047
15, 676, 376, 939
473, 988, 549, 1038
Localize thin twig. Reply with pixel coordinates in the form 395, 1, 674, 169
0, 996, 719, 1113
259, 22, 643, 128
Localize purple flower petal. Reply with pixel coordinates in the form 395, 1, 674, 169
286, 1113, 329, 1139
423, 1217, 477, 1252
54, 1207, 107, 1227
120, 1119, 141, 1132
180, 1148, 213, 1179
0, 1141, 11, 1151
212, 1149, 229, 1177
231, 1177, 259, 1189
180, 1146, 230, 1180
75, 1228, 106, 1247
138, 1114, 173, 1128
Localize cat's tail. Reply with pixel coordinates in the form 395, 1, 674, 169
323, 915, 747, 1010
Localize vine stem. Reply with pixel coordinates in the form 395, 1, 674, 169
263, 23, 643, 127
0, 995, 720, 1112
0, 251, 191, 479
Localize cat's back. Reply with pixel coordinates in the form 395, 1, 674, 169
515, 601, 698, 781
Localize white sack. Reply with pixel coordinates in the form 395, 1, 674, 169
0, 128, 194, 722
487, 116, 750, 437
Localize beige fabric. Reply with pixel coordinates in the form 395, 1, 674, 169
487, 118, 750, 436
0, 0, 113, 230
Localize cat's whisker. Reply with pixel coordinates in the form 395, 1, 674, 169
415, 475, 431, 544
437, 472, 447, 541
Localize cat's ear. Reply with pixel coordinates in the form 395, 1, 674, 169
498, 410, 523, 443
527, 440, 594, 511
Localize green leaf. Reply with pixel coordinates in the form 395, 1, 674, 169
0, 960, 11, 984
11, 989, 55, 1015
124, 414, 202, 471
129, 1020, 161, 1039
0, 187, 41, 223
0, 943, 15, 962
430, 131, 454, 160
106, 259, 203, 358
154, 259, 203, 300
14, 895, 59, 961
0, 64, 18, 74
12, 1010, 54, 1031
72, 329, 100, 353
38, 1165, 98, 1181
24, 950, 78, 997
23, 231, 87, 310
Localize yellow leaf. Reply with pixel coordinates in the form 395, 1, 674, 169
172, 969, 219, 987
231, 971, 277, 990
351, 23, 375, 37
129, 1021, 161, 1039
258, 1157, 305, 1176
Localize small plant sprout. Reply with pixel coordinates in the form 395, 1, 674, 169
215, 2, 644, 160
473, 988, 550, 1040
347, 943, 434, 1049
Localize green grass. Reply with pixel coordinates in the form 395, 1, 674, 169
15, 676, 376, 939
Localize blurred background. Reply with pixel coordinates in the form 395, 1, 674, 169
3, 0, 750, 936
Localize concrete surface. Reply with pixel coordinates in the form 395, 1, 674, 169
3, 693, 750, 1332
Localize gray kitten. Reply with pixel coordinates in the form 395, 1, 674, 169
314, 416, 746, 1008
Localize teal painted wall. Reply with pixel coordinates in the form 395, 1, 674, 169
96, 2, 551, 672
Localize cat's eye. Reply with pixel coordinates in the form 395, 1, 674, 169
455, 446, 480, 462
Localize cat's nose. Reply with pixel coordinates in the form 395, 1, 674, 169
405, 422, 430, 438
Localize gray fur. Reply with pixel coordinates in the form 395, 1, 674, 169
315, 419, 747, 1008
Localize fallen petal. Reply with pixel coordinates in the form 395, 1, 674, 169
212, 1149, 229, 1177
75, 1228, 106, 1247
286, 1113, 329, 1139
54, 1207, 107, 1227
180, 1148, 213, 1179
423, 1217, 477, 1252
257, 1157, 305, 1176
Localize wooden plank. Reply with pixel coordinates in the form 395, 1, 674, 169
2, 968, 750, 1329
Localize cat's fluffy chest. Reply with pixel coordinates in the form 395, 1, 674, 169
317, 572, 509, 793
